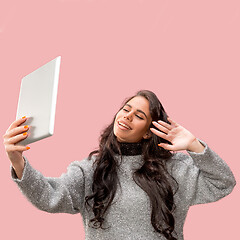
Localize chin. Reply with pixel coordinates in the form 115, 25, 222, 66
114, 133, 126, 142
113, 131, 128, 143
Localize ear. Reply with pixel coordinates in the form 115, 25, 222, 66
143, 130, 152, 139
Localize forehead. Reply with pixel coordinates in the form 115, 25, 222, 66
125, 96, 150, 115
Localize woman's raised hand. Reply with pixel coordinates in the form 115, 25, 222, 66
150, 117, 204, 152
3, 116, 30, 178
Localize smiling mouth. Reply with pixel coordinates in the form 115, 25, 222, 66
117, 121, 132, 130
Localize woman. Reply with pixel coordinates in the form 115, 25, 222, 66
3, 90, 236, 240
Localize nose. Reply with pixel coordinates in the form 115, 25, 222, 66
124, 111, 133, 121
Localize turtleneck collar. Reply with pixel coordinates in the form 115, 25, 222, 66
113, 140, 144, 156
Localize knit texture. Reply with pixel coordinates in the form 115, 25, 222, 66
11, 140, 236, 240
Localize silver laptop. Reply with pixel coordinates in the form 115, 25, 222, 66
16, 56, 61, 146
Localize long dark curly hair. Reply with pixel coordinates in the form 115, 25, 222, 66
85, 90, 178, 240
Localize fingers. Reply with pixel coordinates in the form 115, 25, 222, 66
150, 127, 169, 141
5, 143, 30, 152
150, 117, 179, 135
158, 143, 175, 151
150, 117, 175, 139
152, 121, 170, 134
5, 130, 29, 145
5, 124, 29, 140
3, 116, 30, 151
3, 129, 29, 146
149, 127, 173, 150
167, 117, 178, 127
6, 116, 28, 132
156, 119, 174, 131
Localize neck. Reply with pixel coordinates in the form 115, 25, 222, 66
113, 140, 144, 156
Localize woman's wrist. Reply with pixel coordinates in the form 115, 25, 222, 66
187, 138, 205, 153
12, 157, 25, 179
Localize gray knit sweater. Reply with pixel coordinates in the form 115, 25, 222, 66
11, 140, 236, 240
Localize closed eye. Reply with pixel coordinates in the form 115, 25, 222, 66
123, 108, 144, 120
136, 115, 144, 120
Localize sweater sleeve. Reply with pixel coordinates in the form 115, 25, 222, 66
11, 156, 93, 215
171, 139, 236, 206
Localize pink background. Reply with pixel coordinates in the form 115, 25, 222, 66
0, 0, 239, 239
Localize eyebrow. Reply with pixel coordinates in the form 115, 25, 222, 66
125, 104, 147, 118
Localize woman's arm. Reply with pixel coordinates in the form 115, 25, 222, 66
150, 117, 236, 204
172, 140, 236, 205
4, 117, 92, 215
11, 155, 92, 214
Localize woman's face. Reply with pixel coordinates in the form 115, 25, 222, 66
113, 96, 152, 143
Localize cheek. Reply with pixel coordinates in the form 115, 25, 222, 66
113, 113, 121, 132
135, 121, 149, 134
114, 114, 121, 127
115, 111, 122, 120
